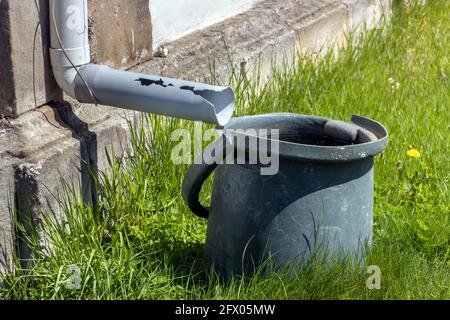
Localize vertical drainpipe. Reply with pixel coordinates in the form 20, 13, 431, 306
49, 0, 235, 126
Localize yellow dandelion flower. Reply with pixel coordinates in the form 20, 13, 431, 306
407, 148, 421, 158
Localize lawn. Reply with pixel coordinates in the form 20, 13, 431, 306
1, 1, 448, 299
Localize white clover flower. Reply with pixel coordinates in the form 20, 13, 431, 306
388, 77, 401, 92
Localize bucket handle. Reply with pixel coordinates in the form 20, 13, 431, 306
182, 135, 230, 219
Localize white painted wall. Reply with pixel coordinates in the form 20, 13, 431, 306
150, 0, 263, 49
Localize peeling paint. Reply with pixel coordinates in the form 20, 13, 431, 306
180, 86, 221, 98
180, 85, 197, 93
135, 78, 221, 100
136, 78, 174, 88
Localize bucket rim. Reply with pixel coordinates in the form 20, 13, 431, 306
223, 113, 389, 162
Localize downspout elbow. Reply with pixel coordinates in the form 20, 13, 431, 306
51, 66, 79, 99
49, 0, 91, 100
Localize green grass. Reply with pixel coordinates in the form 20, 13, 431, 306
1, 1, 449, 299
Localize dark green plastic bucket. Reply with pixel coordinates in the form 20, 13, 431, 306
183, 113, 388, 281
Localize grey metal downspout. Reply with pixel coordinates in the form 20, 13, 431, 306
49, 0, 235, 126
